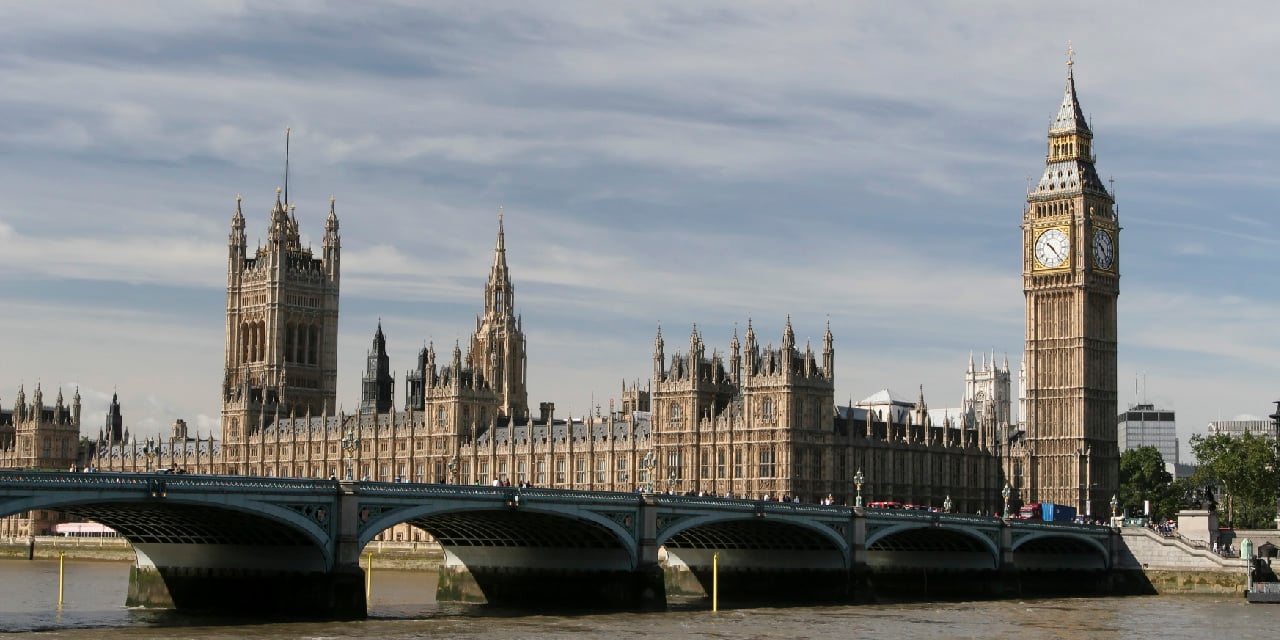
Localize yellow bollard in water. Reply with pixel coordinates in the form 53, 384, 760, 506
365, 550, 373, 600
58, 552, 65, 608
712, 551, 719, 613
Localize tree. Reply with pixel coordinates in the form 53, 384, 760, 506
1189, 432, 1280, 529
1119, 446, 1177, 520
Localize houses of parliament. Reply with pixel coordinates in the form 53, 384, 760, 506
2, 58, 1120, 536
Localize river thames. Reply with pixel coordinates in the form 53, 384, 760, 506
0, 559, 1264, 638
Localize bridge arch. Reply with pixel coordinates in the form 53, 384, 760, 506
656, 512, 852, 568
0, 477, 335, 570
866, 522, 1000, 570
1011, 531, 1110, 570
358, 500, 640, 568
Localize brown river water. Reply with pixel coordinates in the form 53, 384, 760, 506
0, 559, 1262, 638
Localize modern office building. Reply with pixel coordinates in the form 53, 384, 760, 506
1118, 403, 1178, 469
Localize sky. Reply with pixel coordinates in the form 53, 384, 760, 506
1, 2, 1278, 464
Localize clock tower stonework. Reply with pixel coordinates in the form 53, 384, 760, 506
1022, 55, 1119, 518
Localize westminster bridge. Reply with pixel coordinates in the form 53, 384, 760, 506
0, 471, 1126, 618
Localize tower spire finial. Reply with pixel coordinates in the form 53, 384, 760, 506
1066, 40, 1074, 70
283, 127, 291, 207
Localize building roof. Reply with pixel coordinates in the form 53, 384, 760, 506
857, 389, 914, 407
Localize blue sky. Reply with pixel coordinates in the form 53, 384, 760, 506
1, 2, 1277, 463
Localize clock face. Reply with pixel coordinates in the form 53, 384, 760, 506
1034, 228, 1070, 269
1092, 229, 1114, 270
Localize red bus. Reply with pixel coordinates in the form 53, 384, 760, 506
1018, 502, 1043, 520
867, 501, 903, 509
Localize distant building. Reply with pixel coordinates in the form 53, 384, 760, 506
1207, 419, 1278, 440
1117, 403, 1178, 474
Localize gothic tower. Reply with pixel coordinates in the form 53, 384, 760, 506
1022, 51, 1120, 516
468, 212, 529, 422
963, 351, 1011, 442
221, 190, 340, 455
360, 322, 394, 414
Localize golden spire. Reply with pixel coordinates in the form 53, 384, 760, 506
1066, 40, 1074, 68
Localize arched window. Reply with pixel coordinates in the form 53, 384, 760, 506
309, 324, 320, 365
240, 323, 250, 361
257, 321, 267, 361
669, 404, 682, 427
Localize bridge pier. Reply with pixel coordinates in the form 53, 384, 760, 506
124, 540, 367, 619
126, 564, 366, 618
436, 548, 665, 610
663, 548, 850, 605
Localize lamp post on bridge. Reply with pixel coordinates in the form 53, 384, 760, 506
142, 437, 157, 473
1110, 493, 1119, 526
853, 469, 864, 508
943, 495, 952, 514
341, 429, 360, 481
1001, 483, 1011, 518
639, 450, 656, 494
447, 455, 460, 484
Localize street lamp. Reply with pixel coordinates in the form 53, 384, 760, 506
447, 455, 460, 483
668, 469, 677, 493
854, 469, 864, 508
943, 495, 953, 513
142, 437, 157, 472
341, 428, 360, 480
639, 450, 656, 494
1001, 483, 1011, 518
1110, 493, 1119, 521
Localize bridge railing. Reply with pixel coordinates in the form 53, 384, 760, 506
1007, 517, 1112, 532
0, 470, 336, 494
653, 494, 853, 516
352, 481, 645, 504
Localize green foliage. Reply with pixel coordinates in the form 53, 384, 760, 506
1189, 432, 1280, 529
1119, 446, 1179, 520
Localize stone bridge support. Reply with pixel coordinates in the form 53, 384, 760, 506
432, 494, 665, 610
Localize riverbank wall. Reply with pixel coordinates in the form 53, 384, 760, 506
1117, 528, 1247, 595
0, 536, 445, 568
0, 536, 135, 562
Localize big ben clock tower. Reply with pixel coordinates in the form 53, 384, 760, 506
1022, 48, 1119, 517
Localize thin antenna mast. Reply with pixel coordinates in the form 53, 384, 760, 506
284, 127, 291, 206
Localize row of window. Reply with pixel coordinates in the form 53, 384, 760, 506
235, 320, 325, 365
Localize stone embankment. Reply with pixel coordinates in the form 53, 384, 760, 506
0, 536, 135, 562
1117, 528, 1246, 595
0, 536, 445, 568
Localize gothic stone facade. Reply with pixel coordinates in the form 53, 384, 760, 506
0, 385, 81, 536
78, 195, 1007, 514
